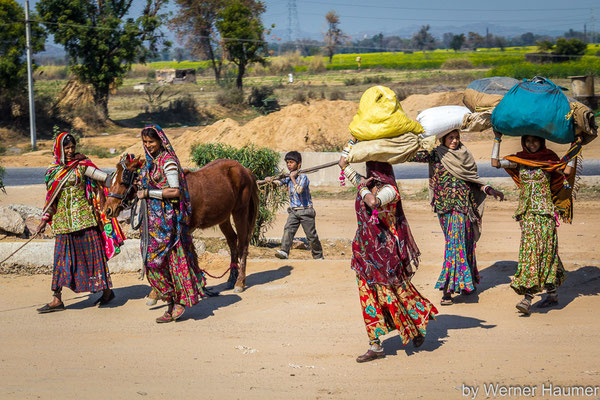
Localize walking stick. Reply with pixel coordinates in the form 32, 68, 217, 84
0, 231, 41, 265
256, 160, 339, 185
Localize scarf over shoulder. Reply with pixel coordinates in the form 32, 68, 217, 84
503, 136, 582, 223
44, 132, 124, 259
433, 143, 487, 241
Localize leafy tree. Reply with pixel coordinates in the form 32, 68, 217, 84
170, 0, 225, 83
323, 10, 348, 63
36, 0, 169, 120
467, 32, 485, 51
0, 0, 46, 97
554, 38, 587, 58
0, 0, 46, 129
173, 47, 186, 62
450, 34, 465, 52
216, 0, 267, 89
520, 32, 535, 46
536, 40, 554, 52
494, 36, 507, 51
412, 25, 435, 52
563, 29, 586, 41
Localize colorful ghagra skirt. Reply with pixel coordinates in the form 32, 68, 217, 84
357, 275, 438, 345
511, 212, 565, 295
146, 240, 206, 307
52, 227, 112, 293
435, 210, 479, 294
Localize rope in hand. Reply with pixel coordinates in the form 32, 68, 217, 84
256, 160, 339, 185
0, 232, 41, 265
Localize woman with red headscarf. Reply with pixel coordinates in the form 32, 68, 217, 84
136, 125, 206, 323
338, 156, 438, 363
492, 132, 581, 315
36, 133, 123, 313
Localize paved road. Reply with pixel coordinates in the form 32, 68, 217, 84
3, 161, 600, 186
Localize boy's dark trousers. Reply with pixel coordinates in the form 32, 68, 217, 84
280, 206, 323, 258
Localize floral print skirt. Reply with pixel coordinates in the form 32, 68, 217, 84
357, 275, 437, 345
435, 211, 479, 294
146, 240, 206, 307
511, 212, 565, 295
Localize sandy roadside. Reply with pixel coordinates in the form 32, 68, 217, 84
0, 194, 599, 399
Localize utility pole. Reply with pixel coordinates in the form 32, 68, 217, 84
24, 0, 37, 150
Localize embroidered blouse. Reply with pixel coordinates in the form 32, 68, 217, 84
514, 167, 555, 219
411, 150, 479, 215
51, 166, 97, 234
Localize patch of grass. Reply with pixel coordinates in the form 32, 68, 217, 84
488, 56, 600, 79
79, 145, 122, 158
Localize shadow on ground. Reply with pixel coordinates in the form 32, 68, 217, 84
382, 314, 496, 356
66, 284, 149, 310
533, 265, 600, 313
208, 265, 293, 293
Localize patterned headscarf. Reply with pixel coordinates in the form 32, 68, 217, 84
140, 124, 192, 230
43, 132, 124, 258
43, 132, 94, 212
504, 136, 583, 223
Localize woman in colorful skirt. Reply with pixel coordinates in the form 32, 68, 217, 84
137, 125, 206, 323
412, 130, 504, 305
36, 133, 124, 313
492, 132, 580, 315
339, 157, 438, 363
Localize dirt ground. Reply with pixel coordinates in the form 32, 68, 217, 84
1, 190, 600, 399
3, 93, 598, 168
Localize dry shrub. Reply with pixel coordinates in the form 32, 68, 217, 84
216, 87, 245, 108
441, 58, 474, 70
35, 65, 69, 80
53, 80, 107, 128
127, 64, 152, 78
329, 90, 345, 101
308, 56, 326, 73
269, 51, 304, 74
291, 91, 307, 103
391, 86, 410, 102
250, 63, 269, 76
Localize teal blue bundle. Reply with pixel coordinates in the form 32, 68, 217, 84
491, 76, 575, 144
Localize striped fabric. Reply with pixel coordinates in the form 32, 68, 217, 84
52, 227, 112, 293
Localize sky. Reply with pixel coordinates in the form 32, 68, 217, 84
16, 0, 600, 45
260, 0, 599, 40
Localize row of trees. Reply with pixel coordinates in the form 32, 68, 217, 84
0, 0, 269, 123
275, 27, 595, 57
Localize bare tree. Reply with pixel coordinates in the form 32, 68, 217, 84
323, 10, 348, 63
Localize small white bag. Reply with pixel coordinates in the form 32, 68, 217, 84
417, 105, 471, 138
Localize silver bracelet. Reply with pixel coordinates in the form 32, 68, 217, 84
359, 187, 370, 199
148, 189, 163, 200
491, 141, 500, 160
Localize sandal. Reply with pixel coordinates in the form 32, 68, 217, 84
171, 304, 185, 320
516, 297, 532, 315
440, 297, 453, 306
356, 349, 385, 363
156, 311, 174, 323
94, 290, 115, 306
413, 335, 425, 348
37, 302, 65, 314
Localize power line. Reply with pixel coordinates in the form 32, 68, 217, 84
271, 0, 595, 13
297, 12, 589, 24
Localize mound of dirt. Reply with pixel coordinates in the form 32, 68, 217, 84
400, 91, 465, 119
124, 92, 466, 166
126, 100, 359, 166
